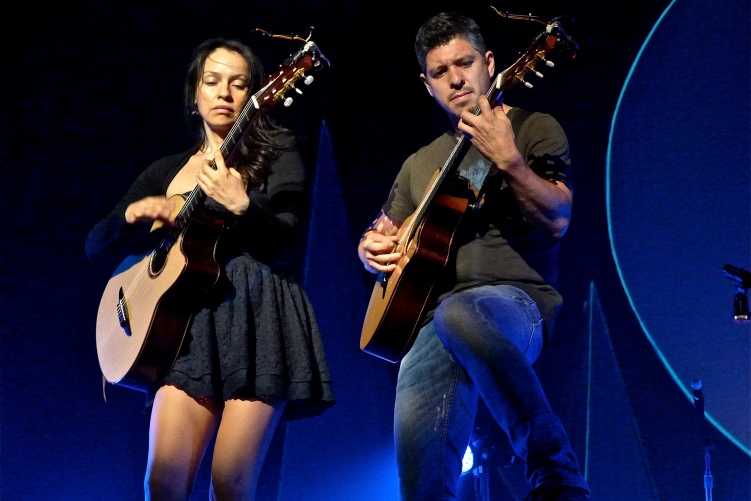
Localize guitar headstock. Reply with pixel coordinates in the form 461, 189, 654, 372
488, 17, 577, 104
253, 35, 329, 109
217, 35, 329, 165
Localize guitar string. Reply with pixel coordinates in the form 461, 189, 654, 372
395, 138, 468, 254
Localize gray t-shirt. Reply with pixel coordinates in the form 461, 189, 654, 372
382, 108, 571, 344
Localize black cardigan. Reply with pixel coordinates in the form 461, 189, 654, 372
85, 145, 309, 269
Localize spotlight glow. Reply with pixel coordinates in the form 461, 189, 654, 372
461, 445, 474, 475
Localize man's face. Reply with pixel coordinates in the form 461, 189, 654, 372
420, 37, 495, 122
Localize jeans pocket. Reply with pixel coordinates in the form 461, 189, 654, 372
524, 318, 544, 363
512, 288, 536, 307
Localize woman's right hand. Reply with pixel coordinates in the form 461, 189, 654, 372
124, 196, 176, 225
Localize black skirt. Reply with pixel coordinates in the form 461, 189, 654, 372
156, 252, 335, 420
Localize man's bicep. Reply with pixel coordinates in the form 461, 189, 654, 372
549, 179, 573, 204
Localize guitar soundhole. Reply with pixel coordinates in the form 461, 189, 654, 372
149, 241, 171, 276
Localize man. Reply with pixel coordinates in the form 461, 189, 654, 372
357, 12, 590, 501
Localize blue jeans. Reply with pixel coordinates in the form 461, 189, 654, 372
394, 285, 588, 500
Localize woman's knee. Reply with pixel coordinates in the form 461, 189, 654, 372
145, 461, 192, 501
209, 465, 254, 501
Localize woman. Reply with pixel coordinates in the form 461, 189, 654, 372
86, 38, 335, 500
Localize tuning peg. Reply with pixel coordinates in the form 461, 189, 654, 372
513, 73, 534, 88
526, 63, 544, 79
542, 58, 555, 68
284, 97, 294, 107
304, 75, 314, 85
294, 87, 303, 95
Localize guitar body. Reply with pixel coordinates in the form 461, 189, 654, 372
360, 192, 471, 363
96, 215, 223, 391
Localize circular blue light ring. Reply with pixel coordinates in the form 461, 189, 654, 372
605, 0, 750, 457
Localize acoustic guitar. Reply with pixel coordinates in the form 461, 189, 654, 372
96, 38, 328, 391
360, 19, 577, 363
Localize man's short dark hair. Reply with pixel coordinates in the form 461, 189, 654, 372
414, 12, 487, 73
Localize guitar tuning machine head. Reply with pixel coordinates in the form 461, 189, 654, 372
536, 55, 555, 68
525, 62, 545, 79
513, 74, 534, 89
284, 97, 294, 107
304, 75, 314, 85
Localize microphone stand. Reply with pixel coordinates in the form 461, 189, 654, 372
703, 439, 713, 501
692, 378, 715, 501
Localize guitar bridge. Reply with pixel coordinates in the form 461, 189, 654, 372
117, 287, 131, 332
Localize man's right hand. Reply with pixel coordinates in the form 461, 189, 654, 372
358, 231, 401, 274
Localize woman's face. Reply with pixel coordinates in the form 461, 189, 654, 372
195, 47, 250, 136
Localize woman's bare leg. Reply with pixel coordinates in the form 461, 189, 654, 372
209, 397, 286, 501
145, 385, 220, 501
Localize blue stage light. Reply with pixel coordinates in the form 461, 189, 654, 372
461, 444, 474, 475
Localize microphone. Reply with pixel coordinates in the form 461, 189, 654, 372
723, 264, 751, 289
723, 265, 751, 322
691, 378, 705, 415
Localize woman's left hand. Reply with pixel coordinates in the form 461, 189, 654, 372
196, 150, 250, 216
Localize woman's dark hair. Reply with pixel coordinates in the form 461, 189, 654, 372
184, 38, 295, 188
414, 12, 487, 74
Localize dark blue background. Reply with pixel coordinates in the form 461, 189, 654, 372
3, 0, 749, 499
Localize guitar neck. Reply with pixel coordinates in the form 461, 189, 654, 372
397, 136, 470, 247
173, 90, 267, 231
399, 29, 563, 246
169, 40, 326, 234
